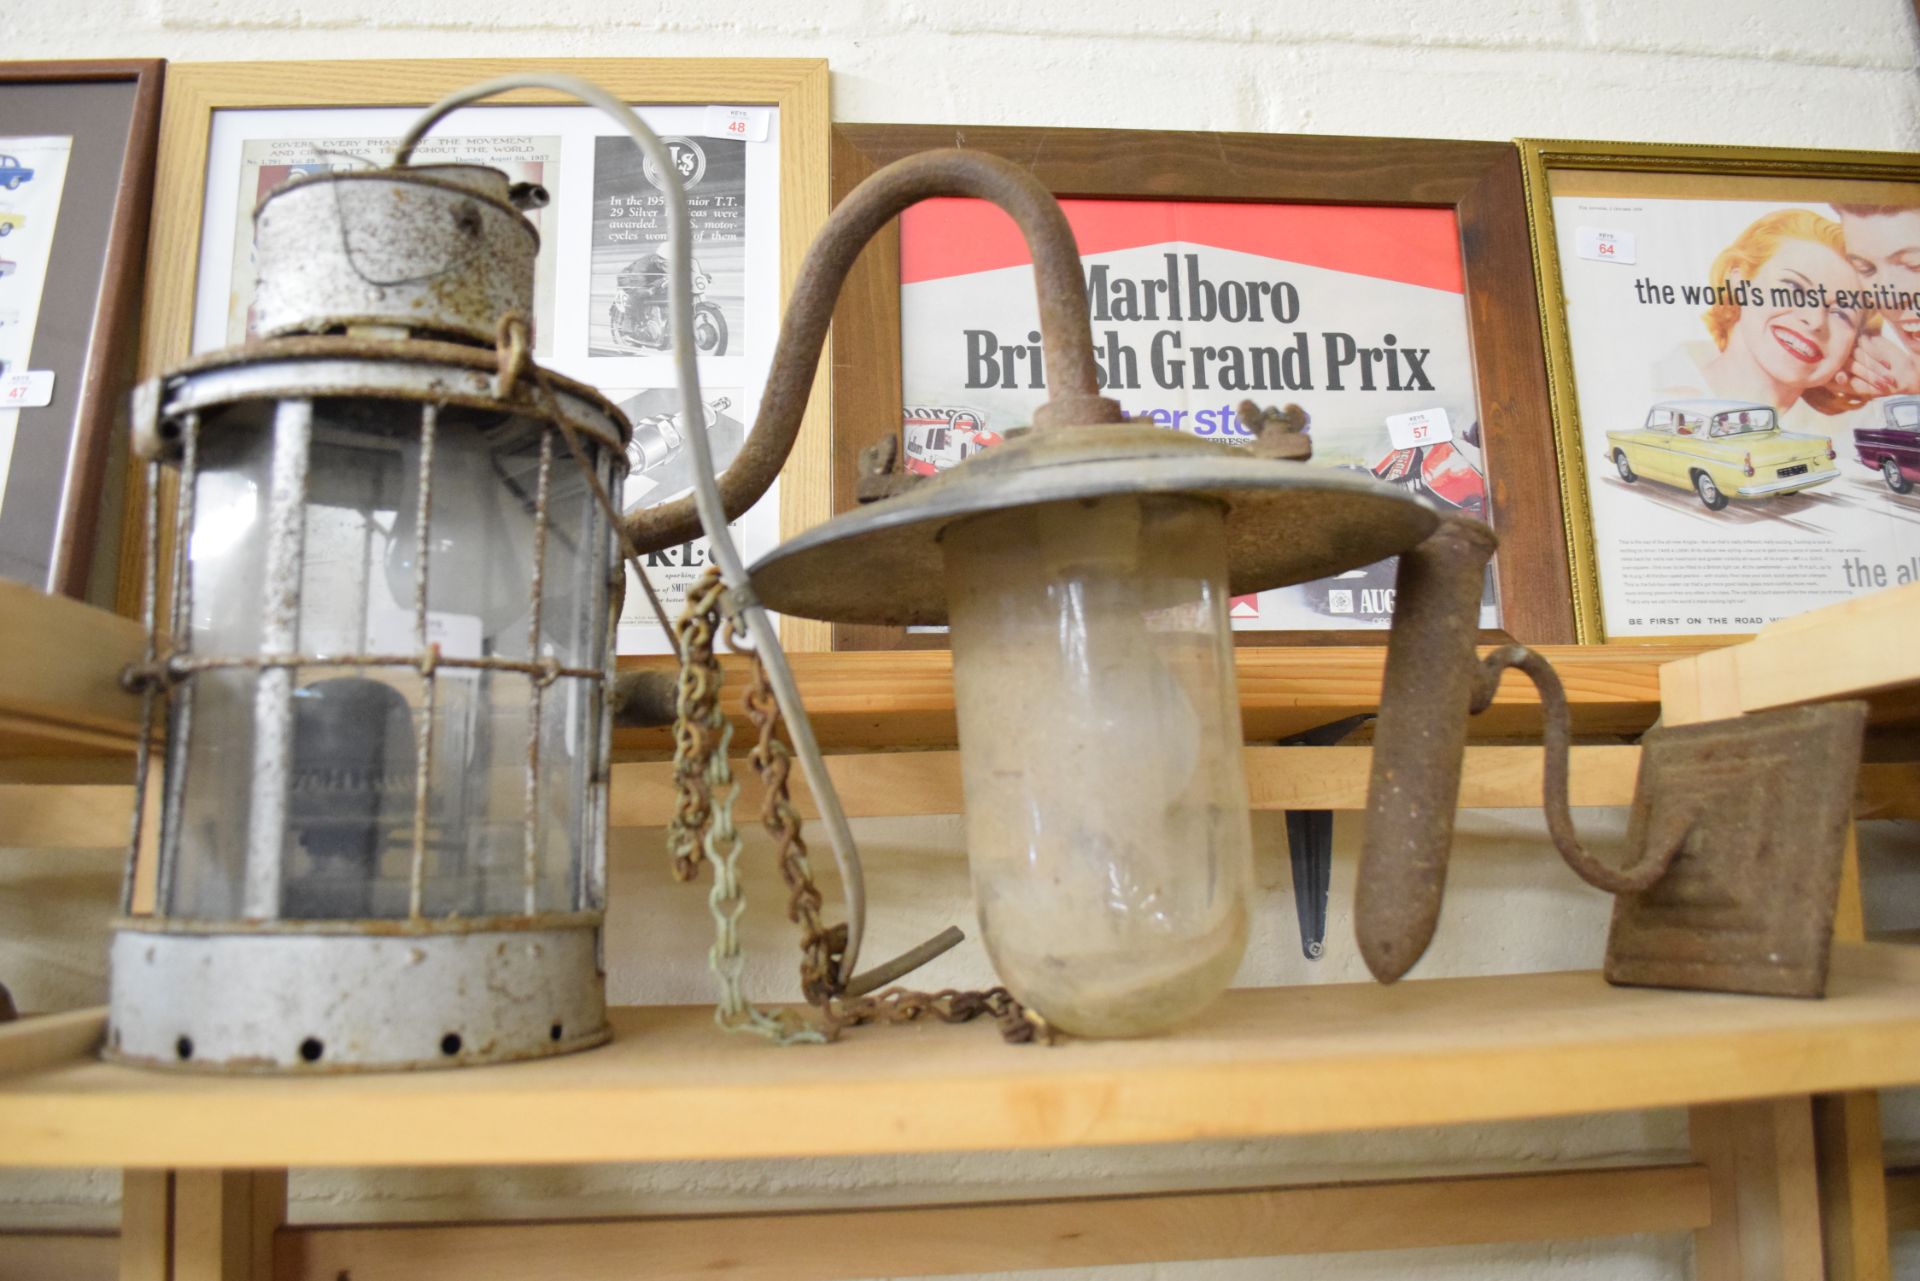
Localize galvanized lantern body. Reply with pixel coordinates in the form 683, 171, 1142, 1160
108, 165, 629, 1072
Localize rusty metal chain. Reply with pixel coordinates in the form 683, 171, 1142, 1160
666, 571, 727, 882
667, 570, 822, 1043
671, 565, 1044, 1046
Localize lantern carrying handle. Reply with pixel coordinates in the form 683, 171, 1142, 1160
396, 74, 966, 995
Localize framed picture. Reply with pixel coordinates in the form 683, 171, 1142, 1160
0, 59, 162, 602
826, 124, 1567, 650
1520, 139, 1920, 644
124, 57, 832, 652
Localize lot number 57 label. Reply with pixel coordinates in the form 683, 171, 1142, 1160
1385, 407, 1453, 450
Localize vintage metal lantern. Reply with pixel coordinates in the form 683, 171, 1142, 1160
109, 140, 632, 1071
623, 152, 1443, 1038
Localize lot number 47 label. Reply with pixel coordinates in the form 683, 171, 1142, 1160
0, 370, 53, 409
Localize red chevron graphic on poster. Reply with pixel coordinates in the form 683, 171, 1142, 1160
900, 196, 1497, 630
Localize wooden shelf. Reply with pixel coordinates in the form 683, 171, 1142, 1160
3, 942, 1918, 1170
613, 643, 1703, 757
14, 747, 1917, 848
0, 581, 145, 774
0, 575, 1693, 767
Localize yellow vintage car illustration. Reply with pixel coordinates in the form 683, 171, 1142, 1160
0, 211, 22, 238
1604, 398, 1839, 511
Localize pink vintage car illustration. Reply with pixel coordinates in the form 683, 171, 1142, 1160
1854, 395, 1920, 495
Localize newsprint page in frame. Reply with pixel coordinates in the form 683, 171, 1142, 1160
192, 101, 782, 655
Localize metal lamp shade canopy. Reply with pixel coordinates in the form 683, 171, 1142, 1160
751, 422, 1436, 626
108, 161, 630, 1072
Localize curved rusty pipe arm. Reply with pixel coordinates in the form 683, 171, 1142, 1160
1471, 646, 1680, 896
1356, 514, 1681, 985
624, 149, 1121, 554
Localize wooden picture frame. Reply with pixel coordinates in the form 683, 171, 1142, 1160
120, 57, 834, 650
1519, 139, 1920, 645
0, 59, 163, 603
826, 124, 1567, 651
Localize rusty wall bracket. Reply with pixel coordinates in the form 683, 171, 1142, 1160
1356, 509, 1870, 995
1353, 510, 1790, 986
1605, 699, 1868, 998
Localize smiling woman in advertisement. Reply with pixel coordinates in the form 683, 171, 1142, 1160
1688, 209, 1864, 415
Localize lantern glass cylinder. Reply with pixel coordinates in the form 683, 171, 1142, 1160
943, 493, 1253, 1037
164, 398, 611, 924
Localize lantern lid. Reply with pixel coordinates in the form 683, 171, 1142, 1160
251, 163, 542, 347
748, 421, 1444, 627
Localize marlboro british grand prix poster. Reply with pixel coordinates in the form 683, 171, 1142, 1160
899, 197, 1495, 631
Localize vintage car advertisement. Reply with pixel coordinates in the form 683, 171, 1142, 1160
1604, 399, 1840, 511
1550, 173, 1920, 638
899, 197, 1492, 632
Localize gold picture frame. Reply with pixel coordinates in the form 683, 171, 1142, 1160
1519, 139, 1920, 644
121, 57, 833, 649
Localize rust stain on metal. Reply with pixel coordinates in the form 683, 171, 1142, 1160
1605, 700, 1869, 998
853, 433, 923, 504
251, 166, 537, 348
1357, 513, 1708, 985
137, 335, 630, 463
1471, 645, 1680, 896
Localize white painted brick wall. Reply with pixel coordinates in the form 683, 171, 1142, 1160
6, 0, 1919, 146
3, 3, 1918, 1275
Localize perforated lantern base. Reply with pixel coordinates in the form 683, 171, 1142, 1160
106, 915, 609, 1073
